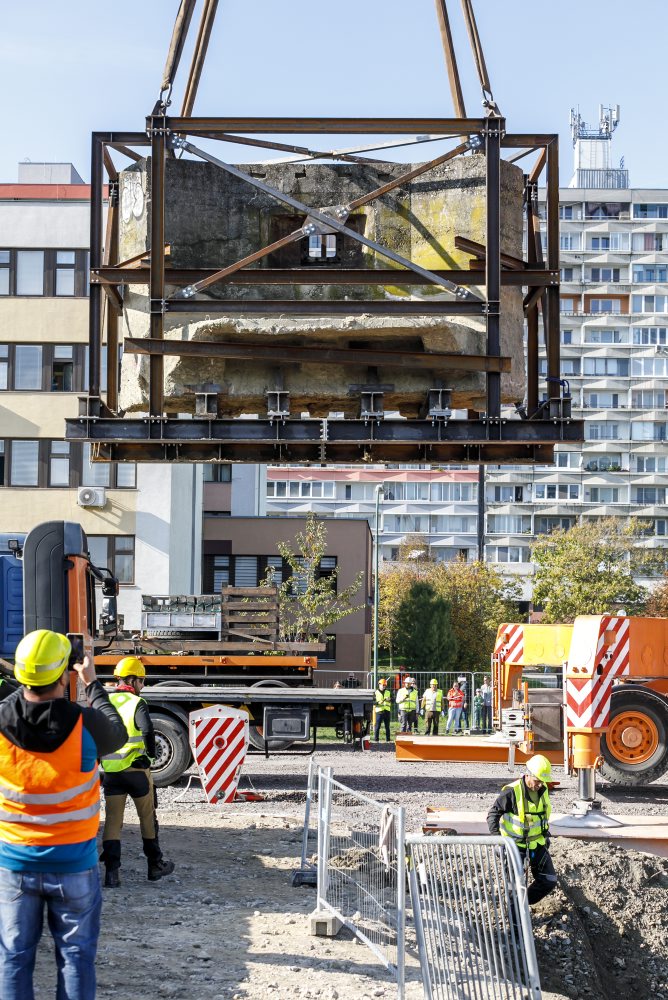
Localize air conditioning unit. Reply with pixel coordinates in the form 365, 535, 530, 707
77, 487, 106, 508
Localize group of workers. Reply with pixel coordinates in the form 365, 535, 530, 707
374, 674, 494, 741
0, 629, 173, 1000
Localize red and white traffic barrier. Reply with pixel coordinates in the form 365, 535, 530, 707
189, 705, 250, 804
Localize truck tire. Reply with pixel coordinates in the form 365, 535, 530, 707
151, 714, 192, 787
600, 689, 668, 786
248, 679, 294, 751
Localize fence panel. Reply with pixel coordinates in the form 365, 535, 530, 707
367, 671, 491, 732
292, 756, 320, 886
407, 835, 541, 1000
316, 769, 406, 997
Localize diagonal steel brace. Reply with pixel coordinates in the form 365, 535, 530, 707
170, 135, 476, 300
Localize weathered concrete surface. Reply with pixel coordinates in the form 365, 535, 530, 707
118, 155, 524, 417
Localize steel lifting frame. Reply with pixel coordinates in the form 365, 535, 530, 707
67, 0, 581, 465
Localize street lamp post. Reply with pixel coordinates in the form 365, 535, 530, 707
373, 484, 385, 691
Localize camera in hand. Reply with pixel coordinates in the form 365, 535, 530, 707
66, 633, 85, 669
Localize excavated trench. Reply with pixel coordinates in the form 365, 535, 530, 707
533, 840, 668, 1000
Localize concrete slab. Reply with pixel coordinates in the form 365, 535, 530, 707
309, 909, 343, 937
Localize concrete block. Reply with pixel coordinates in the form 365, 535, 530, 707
118, 155, 525, 418
309, 908, 343, 937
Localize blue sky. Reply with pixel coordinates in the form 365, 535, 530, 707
2, 0, 666, 187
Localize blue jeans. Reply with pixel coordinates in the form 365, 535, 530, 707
444, 707, 462, 733
0, 866, 101, 1000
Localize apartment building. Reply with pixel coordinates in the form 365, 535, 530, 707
0, 162, 202, 629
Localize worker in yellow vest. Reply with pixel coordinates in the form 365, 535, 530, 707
486, 754, 558, 905
373, 678, 392, 742
420, 679, 443, 736
100, 657, 174, 887
396, 677, 418, 733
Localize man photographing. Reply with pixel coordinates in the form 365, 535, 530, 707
0, 629, 126, 1000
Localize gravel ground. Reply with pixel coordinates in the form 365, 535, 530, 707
29, 741, 668, 999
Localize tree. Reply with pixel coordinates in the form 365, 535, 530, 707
377, 563, 415, 663
430, 559, 522, 672
272, 514, 364, 643
531, 518, 656, 622
395, 580, 458, 672
646, 576, 668, 618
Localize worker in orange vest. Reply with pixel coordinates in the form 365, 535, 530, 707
444, 681, 465, 735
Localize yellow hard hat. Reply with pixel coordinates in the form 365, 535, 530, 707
430, 679, 438, 686
14, 630, 70, 687
526, 754, 552, 783
378, 678, 387, 686
114, 656, 146, 679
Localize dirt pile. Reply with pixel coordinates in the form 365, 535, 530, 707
534, 840, 668, 1000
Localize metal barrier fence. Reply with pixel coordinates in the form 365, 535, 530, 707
407, 835, 541, 1000
365, 671, 491, 731
316, 766, 406, 997
292, 756, 320, 887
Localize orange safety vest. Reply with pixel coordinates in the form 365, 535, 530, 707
0, 716, 100, 846
447, 688, 465, 710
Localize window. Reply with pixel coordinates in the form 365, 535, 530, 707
632, 357, 668, 377
51, 346, 73, 391
634, 204, 668, 219
633, 265, 668, 283
487, 546, 530, 563
585, 392, 619, 409
429, 516, 476, 533
559, 234, 580, 251
16, 251, 44, 295
588, 268, 621, 283
204, 464, 232, 483
559, 206, 574, 220
588, 487, 619, 503
14, 345, 42, 390
632, 233, 664, 252
538, 484, 580, 501
307, 234, 337, 259
534, 516, 575, 534
87, 536, 135, 584
0, 251, 9, 295
555, 452, 581, 469
539, 358, 581, 376
582, 358, 628, 377
632, 294, 668, 313
560, 297, 577, 313
589, 233, 629, 251
634, 488, 667, 505
632, 326, 668, 345
0, 442, 4, 482
636, 456, 668, 473
631, 422, 667, 441
561, 329, 572, 344
487, 515, 532, 534
561, 268, 574, 282
632, 390, 666, 409
55, 251, 76, 295
0, 346, 7, 389
9, 440, 39, 486
80, 443, 135, 488
49, 442, 70, 487
490, 485, 525, 503
590, 298, 622, 314
405, 482, 430, 501
584, 455, 622, 472
584, 328, 623, 344
586, 202, 628, 219
586, 423, 622, 441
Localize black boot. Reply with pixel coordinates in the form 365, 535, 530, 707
147, 858, 175, 881
104, 868, 121, 888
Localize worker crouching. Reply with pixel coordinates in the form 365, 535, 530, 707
100, 657, 174, 887
486, 754, 558, 905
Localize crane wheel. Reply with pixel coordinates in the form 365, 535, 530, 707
600, 689, 668, 786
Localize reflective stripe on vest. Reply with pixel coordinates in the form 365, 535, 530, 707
0, 716, 100, 847
499, 778, 551, 849
375, 690, 392, 711
101, 691, 146, 772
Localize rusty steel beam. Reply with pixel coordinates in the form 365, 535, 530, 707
347, 140, 471, 211
107, 144, 145, 162
164, 298, 486, 316
163, 116, 490, 135
92, 266, 556, 287
454, 236, 526, 271
123, 337, 513, 373
101, 282, 123, 315
501, 134, 556, 149
181, 0, 219, 117
433, 0, 467, 117
148, 128, 166, 417
172, 230, 305, 298
485, 119, 501, 420
88, 136, 104, 399
216, 131, 381, 165
545, 138, 561, 398
529, 148, 548, 185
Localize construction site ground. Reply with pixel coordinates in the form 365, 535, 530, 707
32, 743, 668, 1000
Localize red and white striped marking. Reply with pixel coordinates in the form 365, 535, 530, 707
566, 616, 630, 731
494, 624, 524, 664
189, 706, 249, 804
